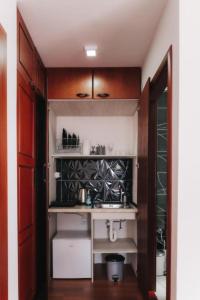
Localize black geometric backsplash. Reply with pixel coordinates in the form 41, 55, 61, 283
56, 159, 133, 204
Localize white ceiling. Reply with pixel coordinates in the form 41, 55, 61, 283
18, 0, 167, 68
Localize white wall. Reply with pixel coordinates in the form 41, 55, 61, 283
0, 1, 18, 300
142, 0, 179, 299
56, 115, 138, 156
177, 1, 200, 299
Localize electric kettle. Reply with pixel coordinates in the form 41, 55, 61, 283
78, 188, 87, 204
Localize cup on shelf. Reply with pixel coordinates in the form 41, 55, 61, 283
83, 140, 90, 155
107, 143, 114, 155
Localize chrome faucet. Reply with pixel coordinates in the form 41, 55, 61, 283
119, 185, 128, 207
119, 186, 124, 203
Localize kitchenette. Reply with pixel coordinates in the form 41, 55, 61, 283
47, 67, 140, 282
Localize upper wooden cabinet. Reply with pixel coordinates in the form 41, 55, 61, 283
47, 67, 141, 100
18, 16, 34, 81
17, 11, 46, 97
34, 54, 46, 97
48, 68, 93, 99
93, 68, 141, 99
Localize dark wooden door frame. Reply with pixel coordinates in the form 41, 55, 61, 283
137, 78, 151, 299
149, 46, 173, 300
0, 24, 8, 300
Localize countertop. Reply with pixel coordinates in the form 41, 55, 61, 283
48, 204, 138, 214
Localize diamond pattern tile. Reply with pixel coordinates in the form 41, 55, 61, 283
56, 159, 133, 204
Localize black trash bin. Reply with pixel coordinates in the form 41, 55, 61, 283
105, 254, 125, 282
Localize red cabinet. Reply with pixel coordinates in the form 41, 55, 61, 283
17, 11, 46, 300
0, 24, 8, 300
18, 20, 34, 81
93, 68, 141, 99
34, 54, 46, 97
48, 68, 93, 99
19, 237, 34, 300
18, 79, 35, 158
47, 67, 141, 100
17, 73, 36, 300
18, 11, 46, 97
37, 59, 46, 97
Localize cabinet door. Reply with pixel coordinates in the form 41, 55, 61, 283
47, 68, 93, 99
137, 79, 151, 298
36, 56, 46, 97
18, 12, 34, 81
93, 68, 141, 99
17, 73, 36, 300
0, 25, 8, 300
38, 62, 46, 97
19, 236, 34, 300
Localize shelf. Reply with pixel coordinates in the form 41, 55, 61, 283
52, 154, 136, 159
93, 238, 137, 254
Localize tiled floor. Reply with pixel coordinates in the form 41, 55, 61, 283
156, 276, 166, 300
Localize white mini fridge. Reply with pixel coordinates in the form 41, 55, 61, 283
53, 231, 91, 279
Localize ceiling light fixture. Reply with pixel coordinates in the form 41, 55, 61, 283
84, 46, 97, 57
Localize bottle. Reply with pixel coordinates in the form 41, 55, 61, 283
62, 129, 67, 148
86, 190, 92, 206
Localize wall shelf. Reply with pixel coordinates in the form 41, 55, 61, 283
52, 154, 136, 159
93, 238, 137, 254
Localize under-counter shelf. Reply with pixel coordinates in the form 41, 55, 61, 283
93, 238, 137, 254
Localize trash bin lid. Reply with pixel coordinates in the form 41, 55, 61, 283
105, 254, 125, 262
156, 250, 165, 257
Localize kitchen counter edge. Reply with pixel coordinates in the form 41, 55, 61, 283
48, 205, 138, 213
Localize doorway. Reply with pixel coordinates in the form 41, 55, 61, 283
149, 47, 172, 300
0, 24, 8, 300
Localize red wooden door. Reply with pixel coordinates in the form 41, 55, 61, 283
17, 72, 36, 300
0, 24, 8, 300
137, 79, 152, 298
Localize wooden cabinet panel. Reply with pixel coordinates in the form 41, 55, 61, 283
18, 11, 46, 97
48, 68, 93, 99
18, 23, 34, 80
93, 68, 141, 99
17, 72, 36, 300
17, 10, 47, 300
18, 166, 34, 232
19, 237, 33, 300
37, 59, 46, 97
18, 79, 35, 158
34, 54, 46, 97
137, 79, 150, 298
0, 25, 8, 300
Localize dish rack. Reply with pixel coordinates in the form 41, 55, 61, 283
56, 138, 83, 154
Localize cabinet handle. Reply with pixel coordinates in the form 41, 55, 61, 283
97, 93, 110, 98
76, 93, 89, 98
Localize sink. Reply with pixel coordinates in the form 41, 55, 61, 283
94, 203, 130, 209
